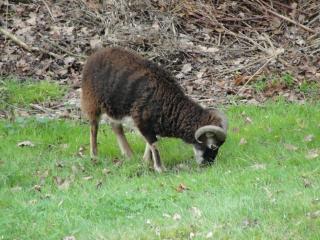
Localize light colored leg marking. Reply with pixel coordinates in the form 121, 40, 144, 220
110, 122, 133, 158
149, 143, 163, 173
193, 146, 204, 164
90, 120, 98, 158
143, 143, 152, 163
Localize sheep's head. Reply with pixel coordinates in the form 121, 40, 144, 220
193, 110, 228, 165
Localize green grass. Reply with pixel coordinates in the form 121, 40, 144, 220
0, 77, 319, 239
281, 72, 294, 87
299, 80, 319, 96
0, 77, 66, 110
1, 100, 320, 239
252, 73, 319, 99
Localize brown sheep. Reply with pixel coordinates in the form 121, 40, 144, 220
81, 47, 228, 172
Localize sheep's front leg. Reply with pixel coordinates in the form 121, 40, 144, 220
143, 143, 165, 172
143, 143, 152, 163
138, 129, 163, 172
148, 143, 163, 173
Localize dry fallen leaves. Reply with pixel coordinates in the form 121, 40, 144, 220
245, 116, 253, 124
312, 198, 320, 204
284, 143, 298, 151
181, 63, 192, 74
11, 186, 22, 192
71, 165, 78, 175
63, 236, 76, 240
54, 176, 70, 190
155, 226, 160, 237
176, 183, 188, 192
1, 0, 319, 110
96, 180, 103, 189
55, 160, 64, 168
60, 143, 69, 149
112, 157, 123, 167
102, 168, 111, 175
173, 213, 181, 221
33, 184, 41, 192
234, 75, 250, 86
302, 177, 312, 188
239, 138, 247, 145
83, 176, 93, 181
242, 218, 258, 228
206, 231, 213, 238
307, 210, 320, 219
17, 140, 35, 147
28, 199, 37, 205
251, 163, 266, 170
306, 149, 319, 159
77, 146, 86, 158
190, 206, 202, 218
90, 36, 103, 49
304, 134, 314, 142
264, 187, 276, 203
162, 213, 171, 218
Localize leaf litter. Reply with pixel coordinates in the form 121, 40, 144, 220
306, 149, 319, 159
0, 0, 319, 120
176, 183, 189, 192
17, 140, 35, 147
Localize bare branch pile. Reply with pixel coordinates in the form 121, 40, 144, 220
0, 0, 319, 105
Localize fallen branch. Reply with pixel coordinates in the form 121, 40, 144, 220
30, 103, 52, 113
236, 57, 274, 94
0, 26, 31, 51
263, 6, 316, 34
40, 35, 86, 60
0, 26, 60, 58
41, 0, 56, 22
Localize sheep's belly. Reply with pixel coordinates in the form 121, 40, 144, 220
102, 114, 136, 130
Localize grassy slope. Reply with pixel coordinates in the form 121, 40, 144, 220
0, 79, 319, 239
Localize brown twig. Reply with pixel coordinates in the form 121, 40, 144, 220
0, 26, 31, 51
41, 0, 56, 22
0, 26, 60, 58
263, 6, 316, 33
40, 36, 86, 60
30, 103, 52, 113
237, 57, 273, 94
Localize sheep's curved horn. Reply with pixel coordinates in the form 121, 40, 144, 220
195, 125, 226, 143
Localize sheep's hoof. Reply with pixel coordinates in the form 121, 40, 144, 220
143, 153, 152, 163
154, 165, 163, 173
154, 165, 167, 173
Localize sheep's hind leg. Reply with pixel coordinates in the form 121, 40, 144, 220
90, 119, 99, 159
110, 122, 133, 158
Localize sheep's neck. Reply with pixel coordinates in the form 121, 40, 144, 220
160, 96, 204, 144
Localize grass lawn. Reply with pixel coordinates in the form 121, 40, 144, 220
0, 80, 320, 239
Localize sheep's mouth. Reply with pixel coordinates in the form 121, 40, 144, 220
202, 147, 219, 165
